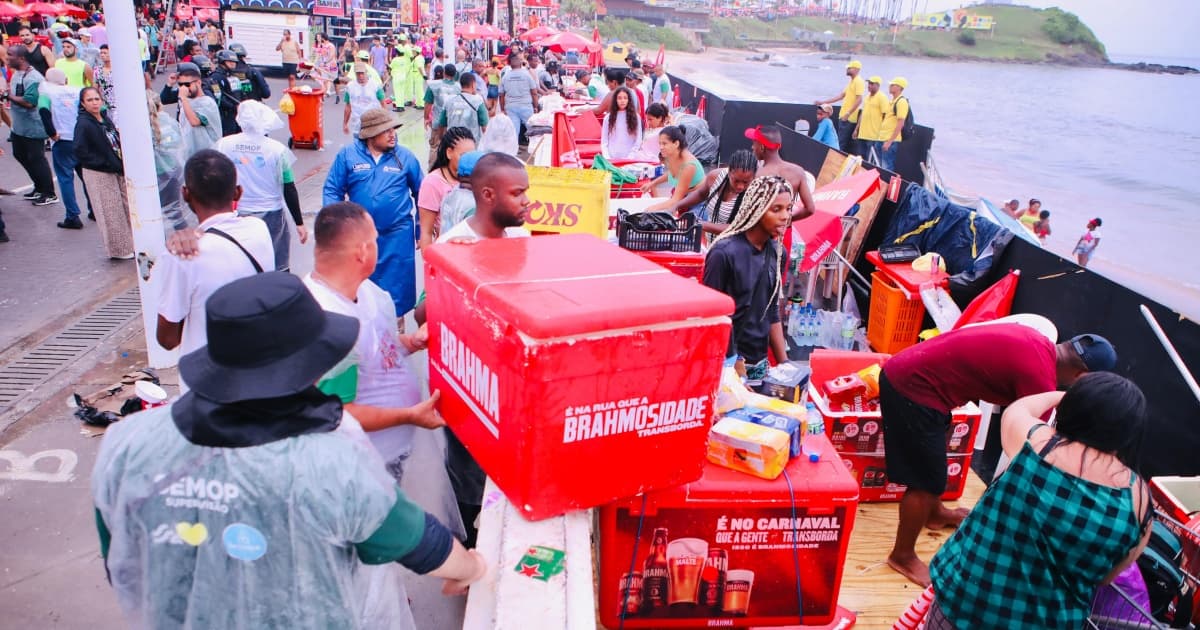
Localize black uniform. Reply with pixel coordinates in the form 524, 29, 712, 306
210, 67, 243, 136
233, 61, 271, 102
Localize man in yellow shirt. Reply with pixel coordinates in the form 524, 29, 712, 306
854, 75, 889, 167
816, 60, 865, 156
879, 77, 910, 172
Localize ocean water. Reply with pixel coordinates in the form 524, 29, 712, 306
671, 53, 1200, 316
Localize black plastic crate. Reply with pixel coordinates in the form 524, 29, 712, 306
616, 210, 703, 253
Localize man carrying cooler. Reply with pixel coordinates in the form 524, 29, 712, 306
879, 323, 1117, 587
93, 272, 487, 628
816, 60, 865, 157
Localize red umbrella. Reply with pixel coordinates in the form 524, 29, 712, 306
55, 3, 88, 18
791, 169, 881, 273
456, 22, 504, 40
588, 26, 604, 68
653, 44, 665, 67
518, 25, 559, 42
0, 1, 31, 20
538, 31, 601, 54
24, 1, 68, 15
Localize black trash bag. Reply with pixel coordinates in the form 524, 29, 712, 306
73, 393, 121, 428
618, 209, 687, 231
674, 114, 719, 165
883, 185, 1004, 280
948, 229, 1016, 303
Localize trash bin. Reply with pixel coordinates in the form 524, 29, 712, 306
283, 87, 325, 150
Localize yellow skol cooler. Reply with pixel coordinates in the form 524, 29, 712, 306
523, 166, 611, 238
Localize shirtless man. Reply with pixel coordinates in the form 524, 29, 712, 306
744, 124, 816, 220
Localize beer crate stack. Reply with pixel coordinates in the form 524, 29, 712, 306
807, 349, 983, 502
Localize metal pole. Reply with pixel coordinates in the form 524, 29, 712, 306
444, 0, 455, 55
1140, 305, 1200, 405
107, 0, 172, 368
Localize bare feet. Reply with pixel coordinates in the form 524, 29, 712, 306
926, 505, 971, 530
887, 552, 931, 587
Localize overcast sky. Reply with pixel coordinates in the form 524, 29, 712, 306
916, 0, 1200, 60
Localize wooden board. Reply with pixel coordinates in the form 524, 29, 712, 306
835, 471, 987, 629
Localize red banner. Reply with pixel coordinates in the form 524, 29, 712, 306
191, 0, 220, 9
312, 0, 344, 17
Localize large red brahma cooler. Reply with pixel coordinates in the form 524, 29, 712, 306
598, 436, 860, 628
424, 233, 734, 520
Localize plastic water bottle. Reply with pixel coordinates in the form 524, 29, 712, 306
786, 299, 802, 346
841, 316, 858, 350
803, 307, 816, 346
802, 401, 824, 462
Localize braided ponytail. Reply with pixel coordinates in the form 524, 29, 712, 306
709, 175, 794, 317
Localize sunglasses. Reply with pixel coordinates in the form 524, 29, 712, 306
178, 80, 196, 87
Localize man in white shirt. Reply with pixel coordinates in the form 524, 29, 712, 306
304, 201, 446, 481
437, 152, 531, 242
216, 100, 308, 271
155, 150, 273, 391
344, 62, 386, 137
648, 63, 671, 105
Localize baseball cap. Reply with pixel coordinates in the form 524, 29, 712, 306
457, 150, 484, 178
890, 77, 908, 89
846, 60, 862, 69
867, 75, 882, 84
743, 125, 781, 150
353, 62, 369, 74
1069, 334, 1117, 372
816, 103, 832, 114
356, 50, 370, 60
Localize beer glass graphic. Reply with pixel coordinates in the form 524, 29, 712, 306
722, 569, 755, 616
666, 538, 708, 607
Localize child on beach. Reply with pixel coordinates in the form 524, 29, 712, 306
1073, 217, 1102, 267
702, 175, 794, 382
1033, 210, 1051, 245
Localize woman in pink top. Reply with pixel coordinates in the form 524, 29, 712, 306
417, 127, 476, 249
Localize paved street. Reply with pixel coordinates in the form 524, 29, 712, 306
0, 74, 462, 628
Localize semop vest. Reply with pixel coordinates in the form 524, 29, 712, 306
347, 80, 381, 134
443, 92, 484, 141
428, 80, 461, 128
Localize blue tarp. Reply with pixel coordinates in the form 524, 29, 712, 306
883, 184, 1005, 284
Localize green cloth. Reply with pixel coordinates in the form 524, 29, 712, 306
591, 154, 638, 184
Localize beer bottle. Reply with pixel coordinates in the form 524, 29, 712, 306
700, 548, 728, 615
642, 527, 669, 616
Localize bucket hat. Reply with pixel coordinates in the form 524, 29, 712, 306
179, 272, 359, 403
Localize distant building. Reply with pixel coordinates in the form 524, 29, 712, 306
604, 0, 710, 30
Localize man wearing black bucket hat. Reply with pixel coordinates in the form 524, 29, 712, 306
878, 322, 1117, 588
92, 272, 487, 628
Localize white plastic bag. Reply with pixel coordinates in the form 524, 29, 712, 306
479, 111, 519, 156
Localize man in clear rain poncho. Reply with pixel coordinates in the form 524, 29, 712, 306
91, 272, 487, 629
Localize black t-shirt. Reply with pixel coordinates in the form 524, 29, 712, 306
702, 233, 781, 364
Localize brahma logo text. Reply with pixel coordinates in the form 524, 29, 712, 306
562, 396, 708, 444
438, 323, 500, 429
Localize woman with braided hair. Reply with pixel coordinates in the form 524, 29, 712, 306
671, 149, 758, 235
702, 175, 795, 381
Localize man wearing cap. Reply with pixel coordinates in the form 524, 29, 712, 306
175, 62, 223, 158
343, 62, 385, 137
854, 75, 888, 166
53, 39, 92, 88
879, 77, 909, 172
878, 323, 1117, 587
624, 68, 648, 121
94, 272, 488, 628
816, 60, 865, 156
155, 150, 274, 373
76, 30, 99, 69
812, 103, 839, 150
743, 124, 816, 220
323, 108, 424, 318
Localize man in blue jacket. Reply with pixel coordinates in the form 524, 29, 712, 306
812, 103, 840, 151
323, 109, 424, 317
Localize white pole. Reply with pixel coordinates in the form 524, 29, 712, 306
106, 2, 172, 368
1140, 305, 1200, 405
444, 0, 455, 56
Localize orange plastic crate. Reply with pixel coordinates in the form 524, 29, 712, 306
867, 271, 926, 354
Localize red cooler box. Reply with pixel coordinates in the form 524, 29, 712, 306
840, 451, 972, 502
598, 436, 860, 628
425, 234, 734, 520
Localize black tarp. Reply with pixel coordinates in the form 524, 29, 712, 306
882, 185, 1005, 280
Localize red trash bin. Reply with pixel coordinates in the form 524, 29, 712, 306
284, 87, 324, 150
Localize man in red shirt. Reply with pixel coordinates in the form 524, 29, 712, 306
879, 323, 1117, 586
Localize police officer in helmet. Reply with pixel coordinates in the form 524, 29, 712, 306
211, 50, 244, 136
228, 42, 271, 102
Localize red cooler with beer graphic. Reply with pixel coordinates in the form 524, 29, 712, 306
424, 234, 734, 521
598, 436, 860, 628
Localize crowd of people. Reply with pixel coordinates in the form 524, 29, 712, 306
814, 59, 910, 172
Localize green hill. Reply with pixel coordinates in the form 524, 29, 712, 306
704, 4, 1108, 64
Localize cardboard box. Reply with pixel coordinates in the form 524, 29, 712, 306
425, 234, 733, 520
524, 166, 612, 237
599, 438, 860, 628
839, 451, 972, 502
